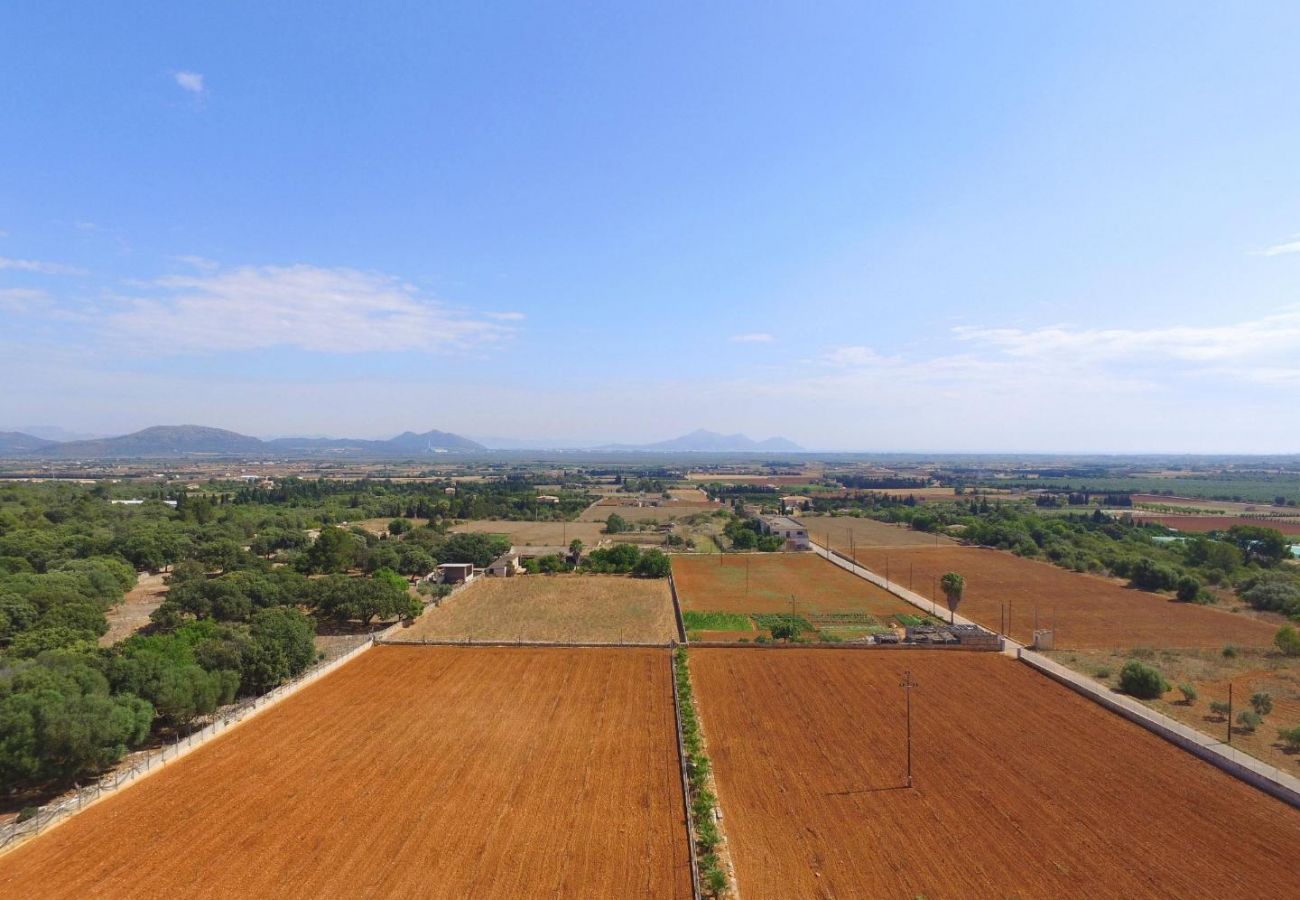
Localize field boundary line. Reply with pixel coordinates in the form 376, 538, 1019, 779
0, 633, 380, 857
377, 637, 673, 649
669, 652, 704, 900
810, 541, 1015, 653
1019, 649, 1300, 809
668, 573, 688, 644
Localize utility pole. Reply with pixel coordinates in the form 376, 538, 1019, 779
900, 669, 918, 788
1228, 683, 1234, 745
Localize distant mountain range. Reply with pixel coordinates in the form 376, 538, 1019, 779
597, 429, 805, 453
0, 425, 485, 459
0, 425, 805, 459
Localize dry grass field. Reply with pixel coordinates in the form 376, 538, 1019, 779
99, 572, 167, 646
0, 646, 692, 899
690, 648, 1300, 899
393, 575, 678, 643
672, 554, 917, 621
579, 502, 721, 523
800, 514, 957, 549
449, 519, 608, 546
849, 545, 1283, 649
1050, 647, 1300, 774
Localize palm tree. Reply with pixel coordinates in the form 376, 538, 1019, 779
940, 572, 965, 624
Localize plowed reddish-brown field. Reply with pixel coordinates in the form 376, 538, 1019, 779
849, 545, 1281, 649
691, 649, 1300, 899
1130, 514, 1300, 535
672, 553, 916, 619
0, 646, 691, 899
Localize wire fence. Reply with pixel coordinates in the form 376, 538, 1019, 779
0, 633, 379, 855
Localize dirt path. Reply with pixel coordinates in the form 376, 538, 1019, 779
99, 573, 167, 646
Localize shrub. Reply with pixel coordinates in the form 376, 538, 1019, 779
1236, 709, 1262, 732
1094, 667, 1111, 679
1118, 660, 1169, 699
1178, 683, 1198, 705
1222, 645, 1239, 659
1209, 700, 1231, 719
1275, 625, 1300, 657
1250, 692, 1273, 717
1128, 647, 1155, 660
1278, 725, 1300, 750
1175, 575, 1203, 603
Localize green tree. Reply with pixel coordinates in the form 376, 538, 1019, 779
604, 513, 629, 535
940, 572, 965, 621
1275, 625, 1300, 657
1118, 660, 1169, 699
1175, 574, 1203, 603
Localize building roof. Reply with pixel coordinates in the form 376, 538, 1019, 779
760, 515, 806, 530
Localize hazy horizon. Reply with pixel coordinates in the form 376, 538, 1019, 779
4, 4, 1300, 453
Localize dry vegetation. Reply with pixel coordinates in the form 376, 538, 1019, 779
393, 575, 678, 644
800, 514, 957, 549
1050, 646, 1300, 773
690, 648, 1300, 899
448, 519, 608, 546
0, 646, 693, 899
99, 572, 168, 646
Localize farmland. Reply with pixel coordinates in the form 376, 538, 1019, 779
449, 519, 609, 546
800, 513, 957, 549
848, 545, 1283, 649
0, 646, 692, 899
689, 648, 1300, 899
393, 575, 678, 643
672, 554, 919, 641
1128, 514, 1300, 536
580, 501, 722, 523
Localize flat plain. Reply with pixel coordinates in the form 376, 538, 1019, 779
393, 574, 678, 643
799, 514, 957, 549
448, 519, 609, 546
672, 553, 917, 621
848, 545, 1282, 649
0, 646, 692, 899
690, 648, 1300, 899
1127, 513, 1300, 535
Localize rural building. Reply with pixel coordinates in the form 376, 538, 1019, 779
781, 495, 811, 511
432, 562, 475, 585
486, 550, 522, 577
757, 515, 812, 550
536, 494, 560, 504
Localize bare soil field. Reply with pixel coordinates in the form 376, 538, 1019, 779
686, 473, 820, 485
393, 575, 678, 643
1131, 494, 1285, 515
99, 572, 168, 646
351, 516, 430, 535
672, 554, 917, 621
1050, 647, 1300, 773
690, 648, 1300, 899
449, 519, 608, 546
800, 514, 957, 549
0, 646, 692, 899
849, 546, 1282, 649
1129, 514, 1300, 535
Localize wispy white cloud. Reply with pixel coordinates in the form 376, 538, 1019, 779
1252, 234, 1300, 257
486, 311, 526, 321
0, 256, 86, 276
730, 332, 774, 343
106, 263, 516, 354
0, 288, 52, 313
174, 71, 205, 94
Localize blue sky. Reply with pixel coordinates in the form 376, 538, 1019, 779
3, 2, 1300, 452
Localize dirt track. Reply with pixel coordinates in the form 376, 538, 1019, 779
0, 646, 691, 899
691, 649, 1300, 899
849, 545, 1282, 649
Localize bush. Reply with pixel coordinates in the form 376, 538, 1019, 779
1250, 692, 1273, 717
1209, 699, 1231, 719
1118, 660, 1169, 699
1275, 625, 1300, 657
1222, 645, 1238, 659
1094, 667, 1111, 679
1178, 683, 1198, 705
1278, 725, 1300, 750
1175, 575, 1203, 603
1236, 709, 1262, 732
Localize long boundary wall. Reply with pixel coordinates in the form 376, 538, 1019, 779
1019, 649, 1300, 809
